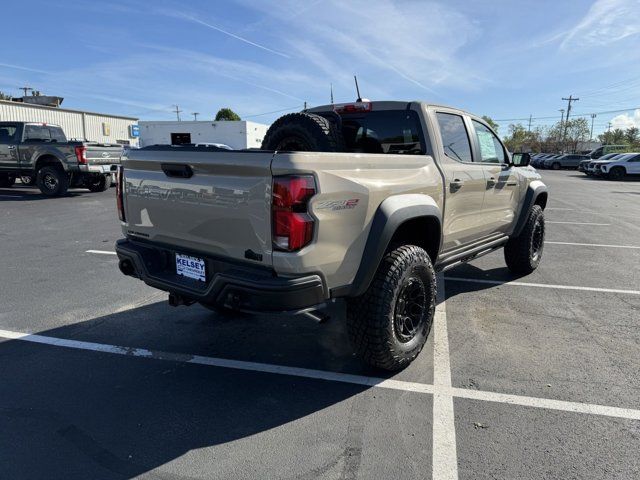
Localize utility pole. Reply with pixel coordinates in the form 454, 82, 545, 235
173, 105, 182, 121
527, 114, 532, 132
19, 86, 33, 97
607, 122, 612, 133
558, 109, 565, 153
192, 112, 199, 121
330, 83, 334, 104
303, 101, 307, 110
590, 113, 596, 140
561, 95, 579, 152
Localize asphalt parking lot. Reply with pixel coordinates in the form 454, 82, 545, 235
1, 170, 639, 480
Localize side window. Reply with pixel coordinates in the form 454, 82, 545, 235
436, 112, 473, 162
0, 125, 18, 143
24, 125, 51, 141
472, 120, 506, 164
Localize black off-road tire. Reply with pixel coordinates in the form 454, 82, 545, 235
261, 112, 344, 152
20, 175, 36, 186
0, 173, 16, 188
552, 162, 561, 170
607, 167, 625, 180
87, 174, 110, 192
36, 166, 69, 196
504, 205, 545, 274
346, 245, 437, 371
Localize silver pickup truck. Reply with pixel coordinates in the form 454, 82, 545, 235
0, 122, 122, 195
115, 101, 548, 370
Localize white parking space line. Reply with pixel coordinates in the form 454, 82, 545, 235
86, 250, 117, 255
546, 241, 640, 250
546, 221, 611, 226
1, 328, 640, 421
545, 208, 574, 211
444, 277, 640, 296
432, 276, 459, 480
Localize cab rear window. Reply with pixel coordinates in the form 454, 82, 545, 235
338, 110, 425, 154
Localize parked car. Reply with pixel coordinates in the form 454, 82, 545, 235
543, 154, 590, 170
597, 152, 640, 179
586, 154, 626, 175
0, 122, 123, 195
532, 154, 556, 168
579, 153, 618, 173
114, 100, 548, 371
537, 154, 561, 168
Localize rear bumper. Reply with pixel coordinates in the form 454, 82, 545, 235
79, 164, 119, 174
115, 239, 327, 312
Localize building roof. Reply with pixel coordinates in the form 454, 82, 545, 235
0, 99, 138, 121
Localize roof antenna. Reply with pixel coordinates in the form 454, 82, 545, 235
330, 83, 334, 104
354, 75, 362, 102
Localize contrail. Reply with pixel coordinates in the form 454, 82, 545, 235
180, 14, 290, 59
0, 63, 49, 74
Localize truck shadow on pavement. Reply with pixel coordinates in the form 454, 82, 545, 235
0, 268, 511, 479
0, 186, 82, 201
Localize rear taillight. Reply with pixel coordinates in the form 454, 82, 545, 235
272, 175, 316, 251
334, 102, 372, 114
74, 145, 87, 164
116, 166, 125, 222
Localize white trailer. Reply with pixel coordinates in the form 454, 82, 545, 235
138, 120, 268, 150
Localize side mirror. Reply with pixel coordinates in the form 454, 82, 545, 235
512, 152, 531, 167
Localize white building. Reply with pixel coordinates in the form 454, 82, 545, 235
0, 99, 139, 146
138, 120, 268, 149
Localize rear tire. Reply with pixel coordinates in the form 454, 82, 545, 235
36, 166, 69, 196
87, 174, 109, 192
261, 112, 343, 152
504, 205, 545, 274
607, 167, 625, 180
552, 162, 561, 170
346, 245, 436, 371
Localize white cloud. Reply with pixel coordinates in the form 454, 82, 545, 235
561, 0, 640, 48
610, 109, 640, 129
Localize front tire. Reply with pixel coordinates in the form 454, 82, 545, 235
552, 162, 561, 170
346, 245, 436, 371
504, 205, 545, 274
36, 166, 69, 196
607, 167, 625, 180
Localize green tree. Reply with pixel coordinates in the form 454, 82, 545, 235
624, 126, 639, 146
563, 118, 590, 153
482, 115, 499, 132
215, 108, 241, 121
0, 91, 12, 100
502, 123, 542, 152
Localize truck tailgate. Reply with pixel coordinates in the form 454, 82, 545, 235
122, 149, 274, 266
85, 144, 123, 165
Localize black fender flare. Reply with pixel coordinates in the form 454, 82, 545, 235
334, 194, 442, 298
512, 181, 548, 237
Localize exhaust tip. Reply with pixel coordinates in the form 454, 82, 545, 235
119, 259, 135, 276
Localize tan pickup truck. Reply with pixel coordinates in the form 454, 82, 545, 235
115, 101, 548, 370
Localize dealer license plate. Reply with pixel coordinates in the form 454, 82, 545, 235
176, 253, 206, 282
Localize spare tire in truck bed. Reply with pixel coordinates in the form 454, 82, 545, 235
261, 112, 344, 152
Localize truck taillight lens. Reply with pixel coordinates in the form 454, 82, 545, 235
116, 166, 125, 222
272, 175, 316, 251
74, 146, 87, 164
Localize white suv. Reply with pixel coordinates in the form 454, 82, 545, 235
598, 153, 640, 179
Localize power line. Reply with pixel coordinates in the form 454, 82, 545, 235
242, 105, 303, 118
494, 105, 640, 122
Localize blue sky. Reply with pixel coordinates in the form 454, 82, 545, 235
1, 0, 639, 135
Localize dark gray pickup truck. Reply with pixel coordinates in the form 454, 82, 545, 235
0, 122, 123, 195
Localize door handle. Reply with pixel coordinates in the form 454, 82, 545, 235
7, 145, 16, 150
161, 163, 193, 178
450, 179, 464, 192
486, 176, 496, 188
